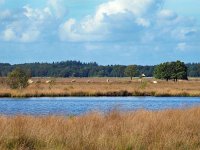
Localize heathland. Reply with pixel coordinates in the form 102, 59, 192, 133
1, 77, 200, 97
0, 107, 200, 149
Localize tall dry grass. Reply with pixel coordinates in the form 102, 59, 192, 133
0, 107, 200, 149
1, 77, 200, 97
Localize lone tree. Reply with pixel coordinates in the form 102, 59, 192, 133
125, 65, 137, 80
154, 61, 188, 82
8, 68, 30, 89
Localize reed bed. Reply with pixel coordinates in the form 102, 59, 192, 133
0, 107, 200, 149
0, 77, 200, 97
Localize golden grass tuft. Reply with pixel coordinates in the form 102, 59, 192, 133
0, 107, 200, 149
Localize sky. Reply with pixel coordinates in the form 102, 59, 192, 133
0, 0, 200, 65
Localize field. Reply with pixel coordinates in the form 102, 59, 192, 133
0, 77, 200, 97
1, 78, 200, 149
0, 107, 200, 149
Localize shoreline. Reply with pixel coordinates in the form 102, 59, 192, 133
1, 91, 200, 98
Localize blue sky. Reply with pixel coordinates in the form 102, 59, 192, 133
0, 0, 200, 65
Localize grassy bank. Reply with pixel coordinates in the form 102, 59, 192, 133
0, 107, 200, 149
1, 77, 200, 97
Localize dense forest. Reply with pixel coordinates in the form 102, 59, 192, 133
0, 61, 200, 77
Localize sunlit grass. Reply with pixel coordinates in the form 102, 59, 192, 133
1, 77, 200, 97
0, 107, 200, 149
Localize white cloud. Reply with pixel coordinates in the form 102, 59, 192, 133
0, 0, 199, 52
23, 5, 52, 22
0, 2, 65, 43
94, 0, 162, 22
59, 19, 80, 41
58, 0, 200, 59
47, 0, 66, 18
0, 7, 43, 43
57, 1, 198, 60
59, 18, 105, 42
60, 0, 163, 41
90, 0, 163, 30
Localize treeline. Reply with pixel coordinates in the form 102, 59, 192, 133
0, 61, 154, 77
0, 61, 200, 77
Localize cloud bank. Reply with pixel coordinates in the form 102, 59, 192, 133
0, 0, 66, 42
0, 0, 199, 64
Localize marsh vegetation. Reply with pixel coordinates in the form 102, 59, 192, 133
0, 107, 200, 149
0, 77, 200, 97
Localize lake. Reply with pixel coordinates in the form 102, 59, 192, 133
0, 97, 200, 116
